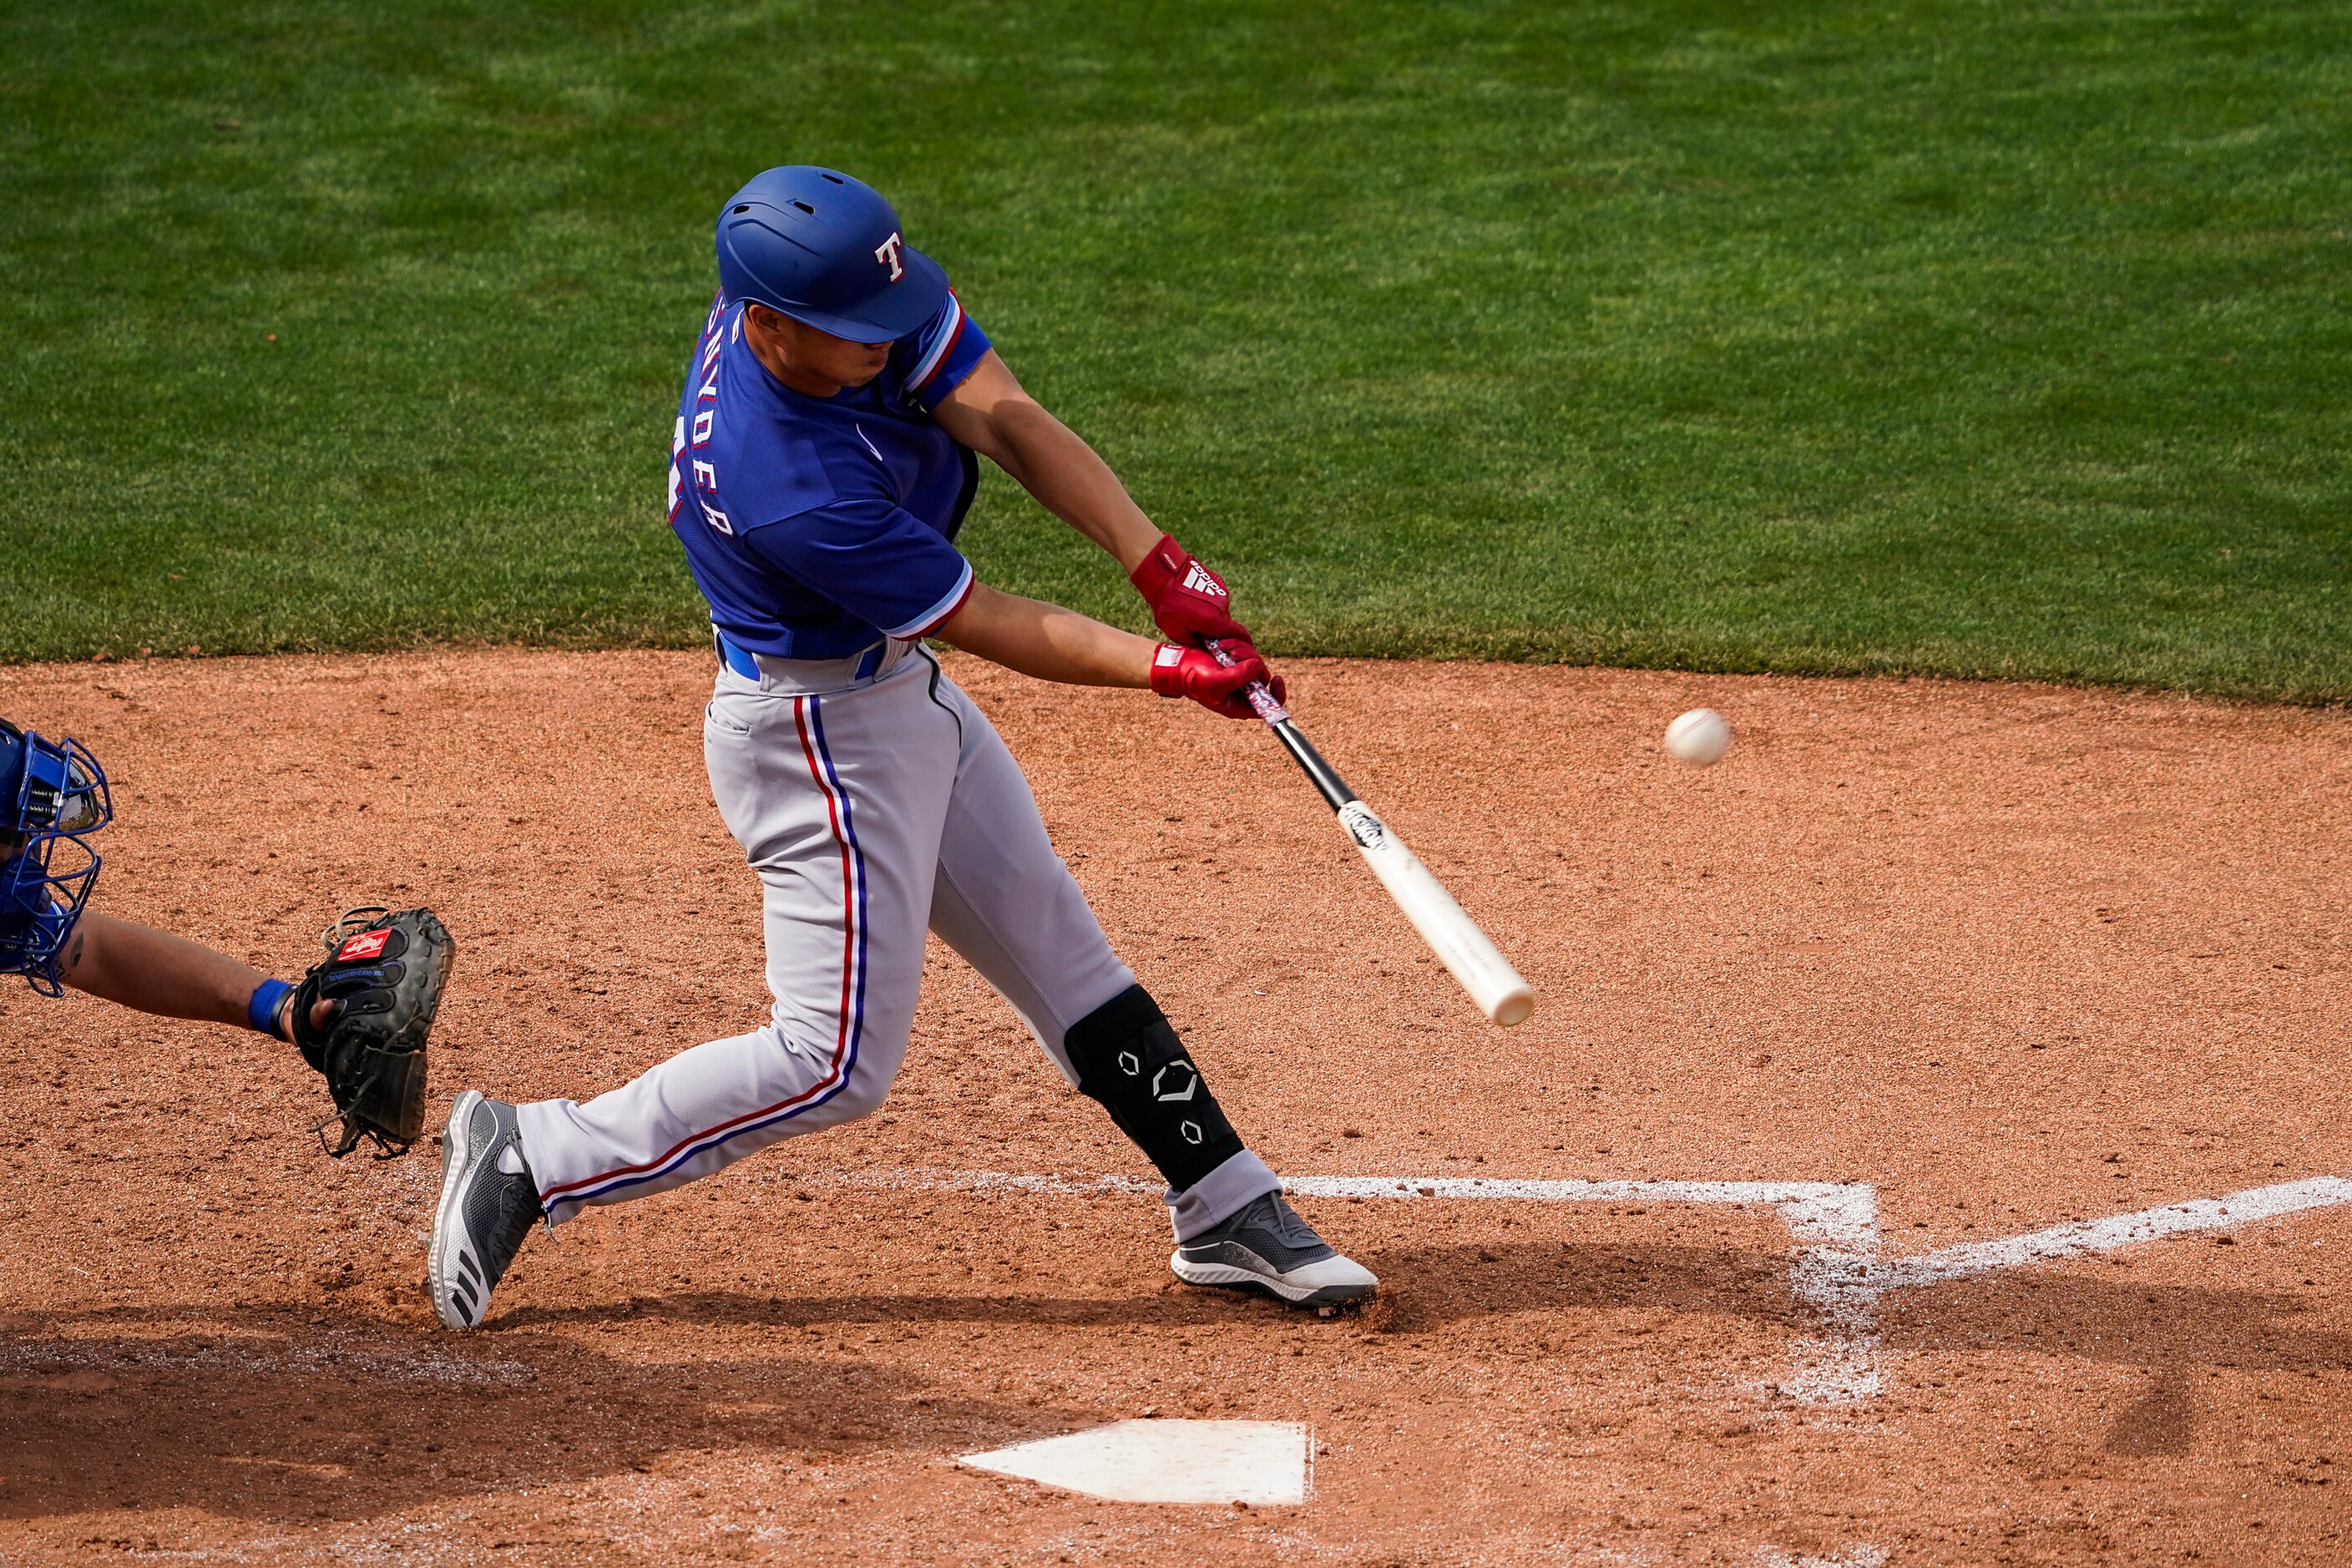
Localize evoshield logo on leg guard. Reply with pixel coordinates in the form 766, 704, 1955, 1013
1152, 1062, 1199, 1103
873, 231, 907, 283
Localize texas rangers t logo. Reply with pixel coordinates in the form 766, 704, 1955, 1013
873, 230, 906, 283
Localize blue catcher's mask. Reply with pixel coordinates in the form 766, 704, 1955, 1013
0, 720, 112, 995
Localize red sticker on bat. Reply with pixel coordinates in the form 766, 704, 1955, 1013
337, 928, 390, 962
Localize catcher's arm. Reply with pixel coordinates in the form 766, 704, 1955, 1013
60, 909, 319, 1039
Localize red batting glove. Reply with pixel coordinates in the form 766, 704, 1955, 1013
1129, 532, 1261, 658
1148, 643, 1287, 721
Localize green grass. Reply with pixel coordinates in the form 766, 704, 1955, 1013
2, 0, 2347, 699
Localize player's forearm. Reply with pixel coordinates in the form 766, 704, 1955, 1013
61, 910, 279, 1033
984, 402, 1163, 573
932, 582, 1156, 688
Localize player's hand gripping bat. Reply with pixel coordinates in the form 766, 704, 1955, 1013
1207, 643, 1535, 1027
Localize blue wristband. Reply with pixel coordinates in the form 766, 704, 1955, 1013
248, 977, 294, 1037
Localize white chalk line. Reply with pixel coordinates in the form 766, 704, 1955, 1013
812, 1166, 2352, 1405
825, 1165, 2352, 1280
825, 1166, 1857, 1208
1758, 1548, 1889, 1568
1870, 1174, 2352, 1288
816, 1166, 1884, 1401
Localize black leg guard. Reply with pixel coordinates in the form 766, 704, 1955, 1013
1063, 984, 1245, 1192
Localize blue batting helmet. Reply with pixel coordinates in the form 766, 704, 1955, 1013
0, 720, 112, 996
715, 166, 948, 344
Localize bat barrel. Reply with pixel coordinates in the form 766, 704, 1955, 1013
1337, 801, 1535, 1028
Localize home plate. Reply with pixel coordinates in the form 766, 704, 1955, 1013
958, 1419, 1310, 1505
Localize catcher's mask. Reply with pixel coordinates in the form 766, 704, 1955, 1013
0, 720, 112, 995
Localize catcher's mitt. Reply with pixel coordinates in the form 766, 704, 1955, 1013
290, 906, 454, 1158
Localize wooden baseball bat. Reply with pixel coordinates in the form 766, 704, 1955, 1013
1206, 642, 1535, 1028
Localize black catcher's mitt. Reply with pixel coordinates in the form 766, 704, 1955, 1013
290, 906, 454, 1157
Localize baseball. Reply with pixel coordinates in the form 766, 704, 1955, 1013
1664, 707, 1732, 766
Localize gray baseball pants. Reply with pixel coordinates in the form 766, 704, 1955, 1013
513, 640, 1281, 1236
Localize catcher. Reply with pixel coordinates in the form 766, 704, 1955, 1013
2, 716, 452, 1156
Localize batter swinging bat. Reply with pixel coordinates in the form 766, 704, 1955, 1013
1207, 644, 1535, 1028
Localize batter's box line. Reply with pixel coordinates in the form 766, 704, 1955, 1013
810, 1167, 1881, 1404
812, 1167, 2352, 1407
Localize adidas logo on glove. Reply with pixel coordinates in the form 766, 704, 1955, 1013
1181, 562, 1227, 598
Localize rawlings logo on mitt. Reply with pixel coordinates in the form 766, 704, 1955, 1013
290, 906, 454, 1158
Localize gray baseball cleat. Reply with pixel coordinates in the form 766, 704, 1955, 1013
1171, 1191, 1378, 1308
427, 1090, 544, 1330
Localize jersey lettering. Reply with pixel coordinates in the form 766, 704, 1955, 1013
668, 417, 687, 518
692, 409, 714, 446
699, 499, 733, 537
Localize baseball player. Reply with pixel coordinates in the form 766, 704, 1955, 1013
2, 717, 452, 1156
427, 165, 1375, 1328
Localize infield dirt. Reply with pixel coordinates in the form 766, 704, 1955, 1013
0, 651, 2344, 1565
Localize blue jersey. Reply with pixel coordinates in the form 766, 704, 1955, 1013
668, 289, 994, 659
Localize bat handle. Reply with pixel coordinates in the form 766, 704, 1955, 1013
1202, 638, 1291, 725
1202, 638, 1356, 810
